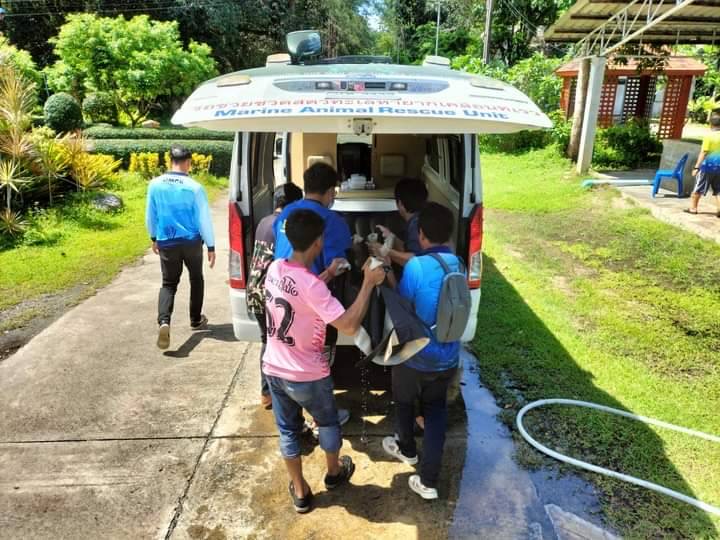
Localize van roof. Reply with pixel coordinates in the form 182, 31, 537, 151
172, 62, 552, 134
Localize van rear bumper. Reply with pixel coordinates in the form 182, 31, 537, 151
230, 288, 261, 341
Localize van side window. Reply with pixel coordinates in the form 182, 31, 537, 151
427, 135, 440, 173
250, 133, 275, 194
447, 135, 464, 193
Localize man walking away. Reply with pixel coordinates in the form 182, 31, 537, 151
246, 183, 303, 408
263, 209, 385, 513
381, 202, 463, 500
146, 145, 216, 350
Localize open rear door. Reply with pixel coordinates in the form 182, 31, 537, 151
172, 64, 552, 135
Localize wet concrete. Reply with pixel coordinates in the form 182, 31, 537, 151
450, 350, 616, 539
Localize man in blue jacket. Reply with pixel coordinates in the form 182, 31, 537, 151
146, 145, 215, 349
381, 202, 462, 500
273, 163, 351, 282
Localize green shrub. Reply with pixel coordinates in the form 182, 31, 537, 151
688, 96, 720, 124
44, 93, 83, 133
83, 126, 234, 141
82, 92, 117, 124
478, 130, 550, 153
593, 119, 663, 169
90, 139, 232, 176
548, 110, 572, 153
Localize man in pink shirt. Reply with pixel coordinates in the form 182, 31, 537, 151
263, 209, 385, 513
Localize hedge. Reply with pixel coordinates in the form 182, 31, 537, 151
89, 139, 233, 177
84, 126, 234, 141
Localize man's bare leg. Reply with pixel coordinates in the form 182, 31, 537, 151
284, 457, 307, 497
689, 192, 701, 212
325, 450, 340, 477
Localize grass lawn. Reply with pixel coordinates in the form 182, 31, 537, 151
0, 172, 225, 324
474, 146, 720, 538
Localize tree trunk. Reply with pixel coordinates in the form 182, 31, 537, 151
567, 58, 591, 161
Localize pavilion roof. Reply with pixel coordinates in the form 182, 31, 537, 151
555, 55, 707, 77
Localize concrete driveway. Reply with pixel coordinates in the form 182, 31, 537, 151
0, 196, 468, 540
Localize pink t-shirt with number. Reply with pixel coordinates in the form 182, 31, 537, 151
262, 259, 346, 382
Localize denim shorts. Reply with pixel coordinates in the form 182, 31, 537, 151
266, 374, 341, 458
692, 169, 720, 196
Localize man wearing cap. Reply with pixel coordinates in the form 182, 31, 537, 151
146, 144, 216, 349
247, 183, 304, 408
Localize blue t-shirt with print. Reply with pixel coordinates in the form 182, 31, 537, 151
397, 246, 462, 372
273, 199, 352, 275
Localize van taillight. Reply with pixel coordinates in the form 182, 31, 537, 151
467, 204, 483, 289
228, 202, 246, 289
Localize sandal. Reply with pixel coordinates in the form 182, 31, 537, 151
683, 209, 698, 215
288, 480, 313, 513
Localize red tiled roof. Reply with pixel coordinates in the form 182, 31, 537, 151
556, 56, 706, 77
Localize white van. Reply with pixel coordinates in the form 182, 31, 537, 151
172, 37, 550, 349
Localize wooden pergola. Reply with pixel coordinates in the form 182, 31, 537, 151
556, 56, 707, 139
545, 0, 720, 173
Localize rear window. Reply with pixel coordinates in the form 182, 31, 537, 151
447, 135, 464, 193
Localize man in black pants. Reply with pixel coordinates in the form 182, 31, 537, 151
146, 145, 216, 349
381, 203, 463, 500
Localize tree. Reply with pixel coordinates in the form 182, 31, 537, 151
45, 14, 217, 127
1, 0, 183, 67
0, 37, 42, 89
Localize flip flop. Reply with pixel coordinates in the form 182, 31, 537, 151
683, 209, 698, 215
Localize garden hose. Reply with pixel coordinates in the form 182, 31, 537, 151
516, 398, 720, 516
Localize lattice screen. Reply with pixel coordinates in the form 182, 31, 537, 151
658, 76, 692, 139
643, 77, 657, 121
622, 77, 641, 122
567, 77, 577, 118
598, 76, 618, 128
560, 78, 572, 117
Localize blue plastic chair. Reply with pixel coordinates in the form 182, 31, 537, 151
651, 153, 689, 198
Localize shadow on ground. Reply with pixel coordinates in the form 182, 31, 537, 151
466, 256, 718, 538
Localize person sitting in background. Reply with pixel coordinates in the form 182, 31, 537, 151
368, 177, 428, 266
246, 183, 304, 409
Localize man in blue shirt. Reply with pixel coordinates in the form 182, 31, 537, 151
274, 163, 351, 282
381, 202, 462, 500
368, 177, 427, 266
146, 145, 215, 350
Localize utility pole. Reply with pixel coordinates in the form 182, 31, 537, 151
483, 0, 494, 64
435, 0, 441, 56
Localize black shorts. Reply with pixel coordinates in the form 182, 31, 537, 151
692, 169, 720, 196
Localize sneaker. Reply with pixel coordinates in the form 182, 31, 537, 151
288, 481, 313, 513
311, 408, 350, 438
382, 436, 418, 465
324, 455, 355, 490
190, 314, 208, 330
157, 323, 170, 350
409, 474, 438, 500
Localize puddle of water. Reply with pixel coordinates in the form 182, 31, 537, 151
450, 349, 613, 539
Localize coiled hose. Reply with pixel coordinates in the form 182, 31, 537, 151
516, 399, 720, 516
